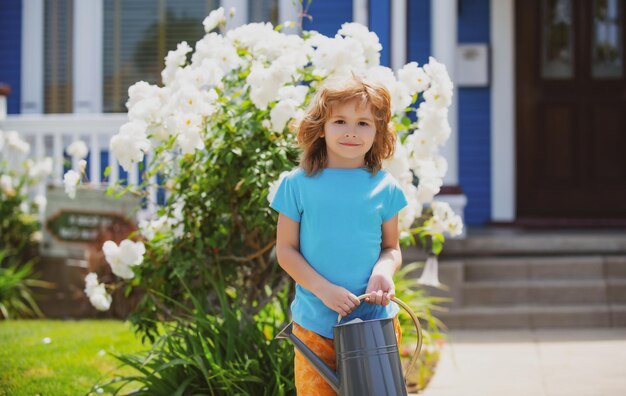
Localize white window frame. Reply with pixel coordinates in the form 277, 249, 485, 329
21, 0, 44, 114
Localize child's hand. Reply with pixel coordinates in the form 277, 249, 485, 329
317, 284, 361, 317
364, 272, 395, 306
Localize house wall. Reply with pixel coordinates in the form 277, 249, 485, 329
0, 0, 22, 114
458, 0, 491, 225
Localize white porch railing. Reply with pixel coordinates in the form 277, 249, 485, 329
1, 113, 163, 211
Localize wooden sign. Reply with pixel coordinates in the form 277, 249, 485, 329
42, 183, 141, 259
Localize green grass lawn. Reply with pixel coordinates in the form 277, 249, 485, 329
0, 319, 147, 396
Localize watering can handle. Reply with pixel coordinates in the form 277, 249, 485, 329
336, 294, 423, 384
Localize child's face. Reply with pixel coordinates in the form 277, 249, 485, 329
322, 100, 377, 168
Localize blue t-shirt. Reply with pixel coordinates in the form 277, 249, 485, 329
269, 166, 409, 338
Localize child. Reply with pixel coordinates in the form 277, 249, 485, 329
270, 75, 408, 395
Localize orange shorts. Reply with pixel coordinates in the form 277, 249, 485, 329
293, 315, 402, 396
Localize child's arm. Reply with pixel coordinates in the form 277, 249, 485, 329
365, 213, 402, 306
275, 213, 361, 317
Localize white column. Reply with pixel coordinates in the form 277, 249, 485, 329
390, 0, 407, 72
491, 0, 516, 221
353, 0, 368, 26
431, 0, 459, 186
21, 0, 44, 114
279, 0, 301, 34
73, 0, 103, 113
221, 0, 248, 29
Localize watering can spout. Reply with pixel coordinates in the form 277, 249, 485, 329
275, 322, 340, 392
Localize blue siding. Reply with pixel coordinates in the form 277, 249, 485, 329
302, 0, 352, 37
457, 0, 491, 225
407, 0, 431, 66
368, 0, 390, 67
0, 0, 22, 114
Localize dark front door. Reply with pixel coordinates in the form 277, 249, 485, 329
516, 0, 626, 224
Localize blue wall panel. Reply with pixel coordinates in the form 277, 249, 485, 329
407, 0, 431, 66
368, 0, 390, 67
457, 0, 491, 225
0, 0, 22, 114
302, 0, 352, 37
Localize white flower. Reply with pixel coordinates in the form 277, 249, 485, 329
110, 121, 151, 172
338, 22, 381, 67
424, 200, 464, 237
0, 175, 14, 196
63, 170, 80, 199
203, 7, 225, 32
89, 285, 112, 311
67, 140, 88, 159
78, 159, 87, 174
278, 85, 309, 108
416, 175, 442, 203
177, 128, 205, 155
102, 239, 146, 280
397, 62, 431, 94
417, 255, 442, 287
169, 113, 205, 154
267, 171, 291, 204
246, 62, 294, 110
84, 272, 100, 296
445, 214, 464, 237
84, 273, 112, 311
382, 141, 413, 186
33, 194, 48, 212
28, 157, 53, 181
270, 100, 297, 133
42, 337, 51, 344
311, 35, 366, 78
5, 130, 30, 155
365, 66, 411, 114
416, 101, 451, 146
161, 41, 192, 85
30, 231, 42, 243
126, 81, 162, 110
422, 57, 453, 109
194, 39, 241, 75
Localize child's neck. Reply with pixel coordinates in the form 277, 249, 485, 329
326, 158, 366, 169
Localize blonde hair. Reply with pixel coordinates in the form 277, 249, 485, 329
293, 75, 396, 177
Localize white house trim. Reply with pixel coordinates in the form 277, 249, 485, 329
431, 0, 458, 186
490, 0, 516, 222
221, 0, 248, 29
21, 0, 44, 114
390, 0, 407, 72
73, 0, 103, 113
353, 0, 368, 26
279, 0, 301, 33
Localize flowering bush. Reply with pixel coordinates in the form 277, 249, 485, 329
0, 129, 55, 318
64, 6, 463, 392
72, 8, 462, 314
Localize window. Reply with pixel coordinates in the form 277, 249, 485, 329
541, 0, 574, 79
592, 0, 623, 78
102, 0, 218, 113
44, 0, 73, 113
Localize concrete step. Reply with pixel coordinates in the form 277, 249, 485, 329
435, 304, 626, 329
463, 256, 607, 281
460, 279, 620, 305
440, 231, 626, 257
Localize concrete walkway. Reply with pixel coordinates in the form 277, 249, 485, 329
416, 328, 626, 396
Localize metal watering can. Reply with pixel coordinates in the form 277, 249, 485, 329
276, 295, 423, 395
